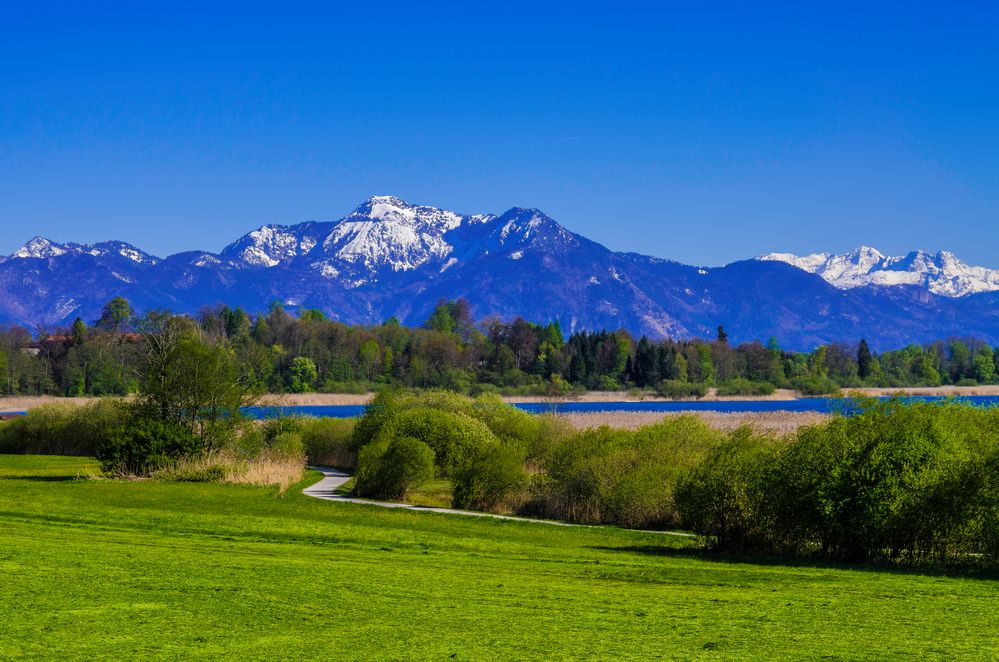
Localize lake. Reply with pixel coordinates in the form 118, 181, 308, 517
244, 395, 999, 419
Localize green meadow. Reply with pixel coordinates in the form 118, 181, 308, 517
1, 455, 997, 660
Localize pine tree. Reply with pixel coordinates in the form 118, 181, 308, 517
857, 339, 874, 380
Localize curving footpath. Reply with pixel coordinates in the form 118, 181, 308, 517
303, 467, 695, 536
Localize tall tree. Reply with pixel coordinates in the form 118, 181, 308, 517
857, 339, 874, 380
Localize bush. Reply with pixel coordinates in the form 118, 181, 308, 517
955, 378, 979, 387
269, 431, 304, 459
792, 376, 842, 396
97, 418, 201, 476
715, 379, 776, 397
675, 428, 773, 551
299, 417, 356, 467
763, 399, 984, 564
355, 436, 435, 500
0, 400, 129, 456
374, 407, 498, 475
654, 380, 708, 399
452, 444, 528, 511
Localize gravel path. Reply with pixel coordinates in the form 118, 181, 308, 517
303, 467, 695, 536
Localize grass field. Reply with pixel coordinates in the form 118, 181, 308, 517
2, 456, 998, 659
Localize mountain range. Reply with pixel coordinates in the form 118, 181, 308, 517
2, 195, 998, 350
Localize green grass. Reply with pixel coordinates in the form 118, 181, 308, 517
1, 456, 998, 660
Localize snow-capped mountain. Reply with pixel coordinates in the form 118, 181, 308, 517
3, 197, 999, 349
4, 236, 159, 265
759, 247, 999, 297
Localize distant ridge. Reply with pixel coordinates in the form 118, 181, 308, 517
2, 196, 999, 350
759, 246, 999, 297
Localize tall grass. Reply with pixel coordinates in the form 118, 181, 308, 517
153, 449, 305, 493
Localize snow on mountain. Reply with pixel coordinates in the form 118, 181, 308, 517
222, 223, 326, 267
322, 195, 468, 273
6, 197, 999, 349
68, 241, 159, 265
9, 237, 157, 264
11, 237, 69, 259
759, 246, 999, 297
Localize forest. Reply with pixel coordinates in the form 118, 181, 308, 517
1, 296, 996, 398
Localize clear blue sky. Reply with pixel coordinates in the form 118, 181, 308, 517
2, 2, 997, 266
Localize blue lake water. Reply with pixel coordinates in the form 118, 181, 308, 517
3, 396, 997, 420
243, 395, 999, 419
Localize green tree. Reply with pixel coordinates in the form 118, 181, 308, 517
99, 297, 134, 333
973, 346, 995, 383
288, 357, 318, 393
71, 318, 89, 346
424, 302, 455, 334
857, 339, 874, 380
138, 317, 253, 449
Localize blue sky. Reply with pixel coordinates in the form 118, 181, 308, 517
1, 2, 997, 266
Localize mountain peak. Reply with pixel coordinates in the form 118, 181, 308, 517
11, 236, 68, 259
760, 247, 999, 297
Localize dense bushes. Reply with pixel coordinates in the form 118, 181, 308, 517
355, 436, 435, 499
0, 400, 127, 456
792, 376, 842, 396
715, 379, 776, 397
528, 416, 725, 528
374, 408, 498, 476
97, 418, 200, 475
676, 399, 999, 567
452, 444, 527, 511
654, 380, 708, 399
299, 418, 355, 467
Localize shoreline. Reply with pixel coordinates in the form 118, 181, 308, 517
2, 385, 998, 413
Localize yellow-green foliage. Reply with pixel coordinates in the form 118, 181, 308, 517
0, 400, 128, 456
374, 407, 497, 476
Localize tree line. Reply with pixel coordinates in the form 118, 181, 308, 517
1, 297, 996, 397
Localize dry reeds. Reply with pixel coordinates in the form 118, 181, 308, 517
561, 410, 833, 434
154, 449, 305, 493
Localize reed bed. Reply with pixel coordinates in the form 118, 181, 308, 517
561, 410, 832, 434
153, 449, 306, 493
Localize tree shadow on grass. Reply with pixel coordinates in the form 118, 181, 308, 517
589, 544, 999, 580
0, 475, 79, 482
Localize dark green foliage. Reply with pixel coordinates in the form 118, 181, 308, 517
97, 418, 200, 476
355, 436, 435, 499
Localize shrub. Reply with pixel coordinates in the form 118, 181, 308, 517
955, 378, 979, 387
792, 376, 842, 396
97, 418, 201, 476
769, 399, 984, 564
269, 431, 304, 459
452, 444, 528, 511
355, 436, 435, 500
0, 400, 129, 456
675, 428, 773, 551
654, 380, 708, 399
471, 394, 541, 453
374, 407, 498, 475
298, 417, 356, 467
715, 379, 776, 397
